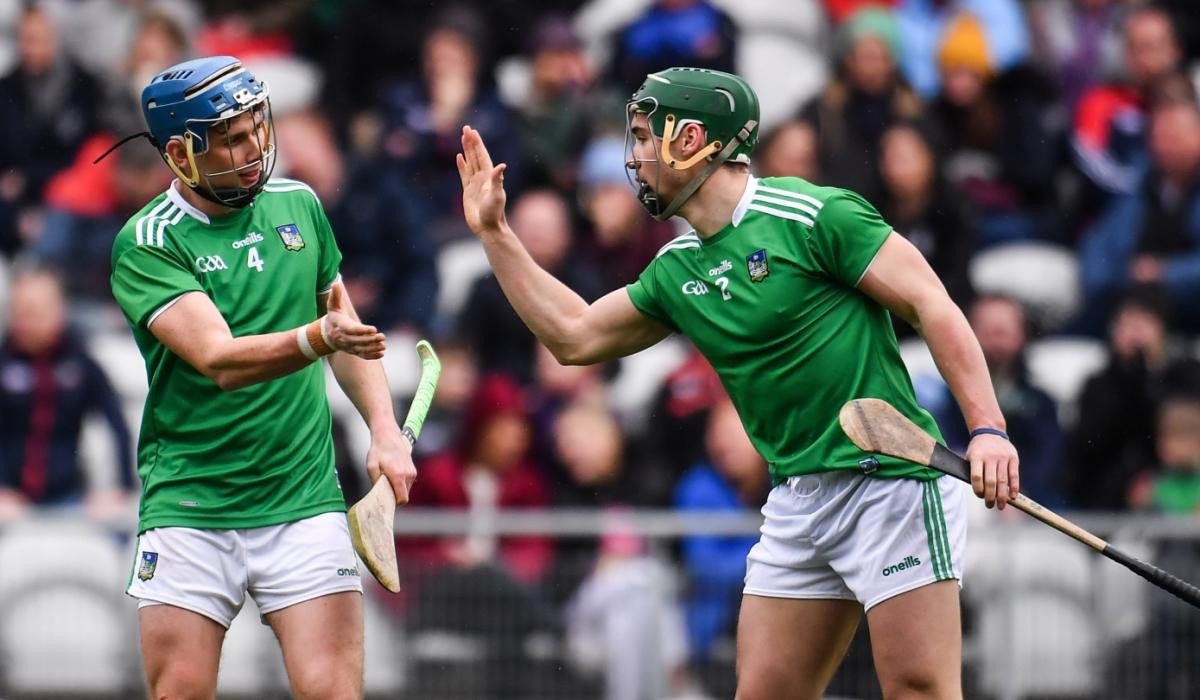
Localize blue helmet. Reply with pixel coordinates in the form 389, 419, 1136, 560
141, 56, 276, 208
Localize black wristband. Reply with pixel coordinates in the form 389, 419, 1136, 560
970, 427, 1010, 441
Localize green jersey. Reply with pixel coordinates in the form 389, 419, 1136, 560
111, 178, 346, 533
627, 176, 941, 481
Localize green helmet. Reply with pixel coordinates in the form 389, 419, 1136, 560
625, 67, 760, 219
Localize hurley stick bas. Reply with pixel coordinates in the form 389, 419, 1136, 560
839, 398, 1200, 609
347, 340, 441, 592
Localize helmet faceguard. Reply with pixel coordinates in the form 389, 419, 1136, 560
142, 56, 277, 209
624, 67, 760, 220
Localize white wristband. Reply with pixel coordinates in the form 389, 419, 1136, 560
297, 325, 320, 361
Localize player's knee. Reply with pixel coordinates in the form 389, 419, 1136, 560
288, 655, 363, 700
735, 665, 823, 700
147, 666, 217, 700
878, 668, 953, 700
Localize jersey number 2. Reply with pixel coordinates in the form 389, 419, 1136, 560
715, 277, 732, 301
247, 247, 264, 273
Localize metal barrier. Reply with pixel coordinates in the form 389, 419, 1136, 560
0, 509, 1197, 699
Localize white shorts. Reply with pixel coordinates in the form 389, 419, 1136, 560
744, 471, 966, 610
126, 511, 363, 628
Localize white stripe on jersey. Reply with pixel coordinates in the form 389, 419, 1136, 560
655, 232, 700, 258
136, 199, 173, 246
156, 206, 185, 247
139, 204, 181, 247
655, 242, 701, 258
264, 178, 319, 201
751, 194, 820, 218
747, 203, 814, 226
756, 184, 824, 211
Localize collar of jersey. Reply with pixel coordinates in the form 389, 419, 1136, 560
166, 180, 210, 224
700, 174, 757, 247
166, 180, 256, 227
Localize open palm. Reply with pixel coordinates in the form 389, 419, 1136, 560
456, 125, 508, 236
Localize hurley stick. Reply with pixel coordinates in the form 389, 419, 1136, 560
347, 340, 441, 592
839, 398, 1200, 609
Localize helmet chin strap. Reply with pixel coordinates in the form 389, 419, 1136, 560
648, 118, 759, 221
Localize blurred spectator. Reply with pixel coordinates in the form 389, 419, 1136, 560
1071, 6, 1183, 198
801, 6, 923, 198
608, 0, 737, 88
1026, 0, 1126, 111
0, 264, 133, 519
31, 135, 172, 300
895, 0, 1030, 98
53, 0, 199, 84
754, 118, 819, 181
0, 4, 102, 256
641, 343, 726, 495
549, 400, 691, 700
931, 295, 1067, 508
1068, 287, 1200, 510
457, 189, 605, 385
378, 5, 525, 243
529, 342, 609, 474
574, 135, 675, 289
98, 9, 190, 136
514, 14, 618, 190
1078, 92, 1200, 334
1128, 392, 1200, 697
274, 108, 438, 331
399, 374, 555, 698
674, 397, 767, 664
1131, 393, 1200, 513
927, 12, 1066, 246
403, 374, 552, 582
877, 122, 975, 307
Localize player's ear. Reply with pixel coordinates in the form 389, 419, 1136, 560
681, 122, 710, 158
163, 138, 196, 181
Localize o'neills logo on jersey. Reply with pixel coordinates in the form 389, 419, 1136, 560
232, 232, 264, 249
708, 260, 732, 276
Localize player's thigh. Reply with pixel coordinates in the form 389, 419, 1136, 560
266, 591, 364, 700
139, 603, 226, 700
866, 580, 962, 700
735, 594, 862, 700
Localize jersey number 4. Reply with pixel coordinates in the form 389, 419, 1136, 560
247, 247, 264, 272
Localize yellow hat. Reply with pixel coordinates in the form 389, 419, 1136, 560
938, 13, 991, 76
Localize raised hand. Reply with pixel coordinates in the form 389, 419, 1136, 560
456, 125, 508, 237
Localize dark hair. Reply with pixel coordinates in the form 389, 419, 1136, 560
1115, 284, 1172, 324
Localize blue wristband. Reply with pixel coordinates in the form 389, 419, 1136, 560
970, 427, 1010, 441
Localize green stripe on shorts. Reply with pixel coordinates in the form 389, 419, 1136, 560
922, 481, 953, 580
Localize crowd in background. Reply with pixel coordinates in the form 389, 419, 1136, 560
1, 0, 1200, 696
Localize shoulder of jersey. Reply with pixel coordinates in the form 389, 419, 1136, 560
260, 177, 320, 203
654, 230, 701, 259
745, 176, 831, 227
116, 193, 187, 252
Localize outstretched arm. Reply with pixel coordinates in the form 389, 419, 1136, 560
457, 125, 671, 364
859, 232, 1020, 509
